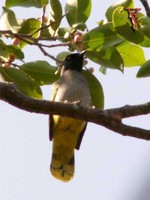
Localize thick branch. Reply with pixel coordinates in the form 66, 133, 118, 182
0, 82, 150, 140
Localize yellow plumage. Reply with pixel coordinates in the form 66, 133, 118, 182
50, 115, 86, 181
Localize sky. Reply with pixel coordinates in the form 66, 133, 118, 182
0, 0, 150, 200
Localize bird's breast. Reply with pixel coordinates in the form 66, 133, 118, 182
54, 70, 90, 106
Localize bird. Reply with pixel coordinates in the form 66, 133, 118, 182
49, 51, 91, 182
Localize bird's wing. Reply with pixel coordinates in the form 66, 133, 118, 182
75, 122, 88, 150
49, 82, 59, 141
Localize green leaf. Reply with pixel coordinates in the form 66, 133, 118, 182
99, 66, 107, 75
6, 45, 24, 60
0, 7, 20, 32
56, 51, 70, 65
112, 6, 150, 47
20, 61, 59, 85
57, 27, 71, 36
0, 39, 24, 60
40, 23, 52, 38
0, 67, 42, 98
137, 60, 150, 78
19, 18, 41, 35
65, 0, 91, 26
86, 48, 124, 71
113, 6, 142, 43
139, 16, 150, 39
19, 18, 41, 48
83, 23, 123, 51
105, 0, 134, 21
41, 0, 49, 5
57, 27, 72, 42
83, 70, 104, 109
72, 22, 87, 31
116, 41, 146, 67
49, 0, 62, 33
5, 0, 49, 8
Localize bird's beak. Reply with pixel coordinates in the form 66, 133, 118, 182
79, 50, 87, 57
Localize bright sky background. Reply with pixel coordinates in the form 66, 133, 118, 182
0, 0, 150, 200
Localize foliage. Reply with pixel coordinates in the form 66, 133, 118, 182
0, 0, 150, 109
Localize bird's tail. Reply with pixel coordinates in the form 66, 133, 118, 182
49, 116, 85, 182
50, 151, 75, 182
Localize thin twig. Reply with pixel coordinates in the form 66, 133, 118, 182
38, 45, 61, 62
0, 30, 35, 45
37, 41, 71, 48
30, 12, 68, 37
0, 30, 68, 62
39, 5, 47, 38
0, 60, 21, 68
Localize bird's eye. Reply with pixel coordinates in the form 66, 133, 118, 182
66, 56, 72, 61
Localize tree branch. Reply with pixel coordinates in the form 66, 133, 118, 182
0, 30, 69, 63
0, 82, 150, 140
140, 0, 150, 17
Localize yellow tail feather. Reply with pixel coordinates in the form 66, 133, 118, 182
50, 116, 86, 182
50, 154, 74, 182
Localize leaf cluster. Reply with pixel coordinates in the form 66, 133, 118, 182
0, 0, 150, 109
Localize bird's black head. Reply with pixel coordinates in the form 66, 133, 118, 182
63, 51, 86, 72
